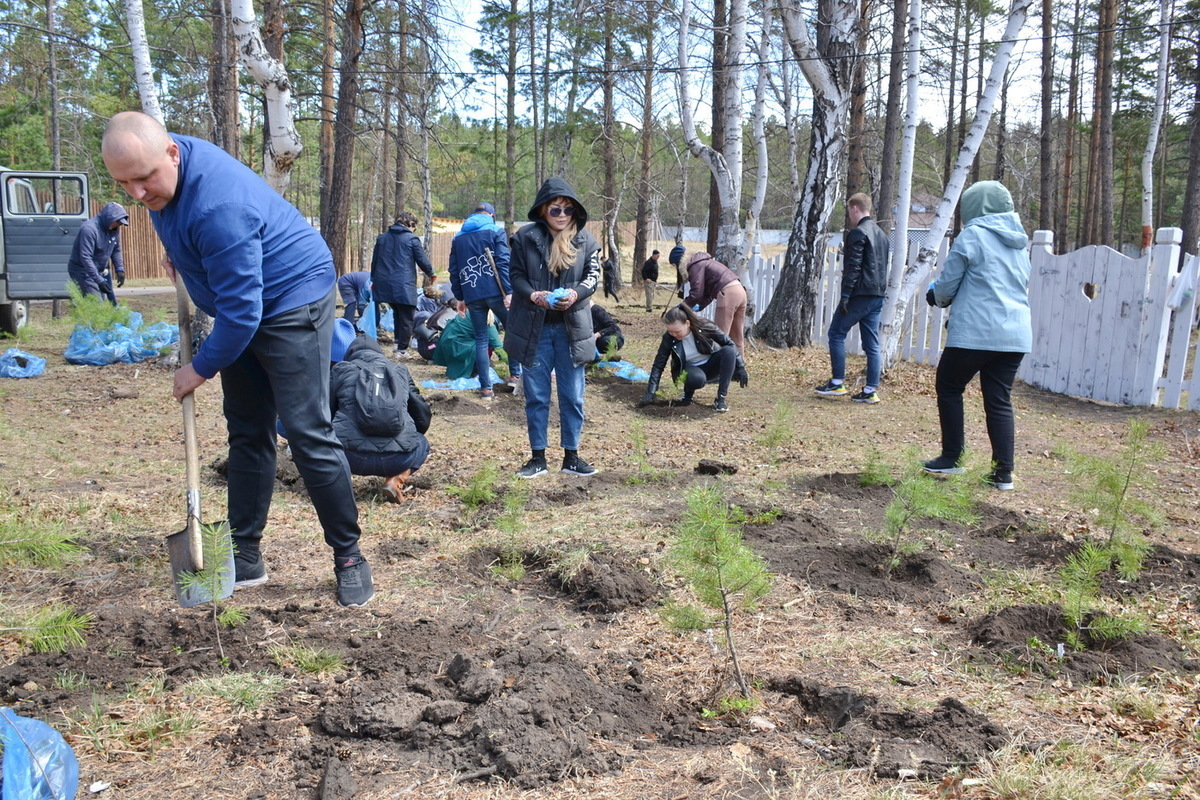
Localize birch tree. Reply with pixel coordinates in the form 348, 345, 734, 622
753, 0, 859, 347
124, 0, 163, 122
230, 0, 303, 192
1140, 0, 1172, 254
880, 0, 922, 339
740, 10, 772, 270
879, 0, 1035, 366
678, 0, 747, 268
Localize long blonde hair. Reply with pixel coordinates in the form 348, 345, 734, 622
543, 205, 578, 275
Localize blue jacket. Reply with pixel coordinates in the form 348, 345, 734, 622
150, 135, 334, 378
371, 224, 434, 306
932, 182, 1031, 353
68, 202, 128, 291
448, 213, 511, 303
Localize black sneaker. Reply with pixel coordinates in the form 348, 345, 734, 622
561, 454, 598, 476
334, 555, 374, 608
673, 395, 694, 407
713, 397, 729, 412
921, 455, 965, 475
851, 389, 879, 404
516, 457, 548, 479
814, 379, 849, 397
984, 470, 1014, 491
233, 549, 269, 589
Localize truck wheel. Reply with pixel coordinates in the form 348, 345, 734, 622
0, 300, 29, 335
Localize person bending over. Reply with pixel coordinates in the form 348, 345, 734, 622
640, 304, 747, 413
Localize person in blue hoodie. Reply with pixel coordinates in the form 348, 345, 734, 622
101, 111, 372, 608
448, 202, 520, 399
921, 180, 1032, 492
67, 201, 129, 305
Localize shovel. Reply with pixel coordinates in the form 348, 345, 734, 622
165, 284, 235, 608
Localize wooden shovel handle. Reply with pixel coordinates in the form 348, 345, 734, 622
176, 284, 203, 569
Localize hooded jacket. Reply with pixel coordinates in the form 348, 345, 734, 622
329, 336, 431, 454
67, 201, 129, 293
449, 212, 511, 304
932, 181, 1032, 353
371, 223, 434, 306
505, 177, 601, 367
682, 252, 740, 310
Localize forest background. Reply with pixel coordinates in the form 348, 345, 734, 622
1, 0, 1197, 291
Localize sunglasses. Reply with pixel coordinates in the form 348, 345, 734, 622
547, 206, 575, 218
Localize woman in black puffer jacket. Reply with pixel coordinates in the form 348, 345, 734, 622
505, 177, 602, 479
640, 304, 748, 413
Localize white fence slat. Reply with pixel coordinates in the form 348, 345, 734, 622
1075, 247, 1121, 400
1131, 229, 1181, 406
1160, 253, 1198, 408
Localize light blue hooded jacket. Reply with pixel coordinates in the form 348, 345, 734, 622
932, 181, 1032, 353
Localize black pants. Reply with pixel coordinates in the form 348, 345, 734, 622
683, 345, 737, 400
935, 347, 1024, 473
221, 288, 361, 558
390, 303, 417, 352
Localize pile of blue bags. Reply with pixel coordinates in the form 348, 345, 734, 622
64, 311, 178, 366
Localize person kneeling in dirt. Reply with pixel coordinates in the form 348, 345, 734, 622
330, 334, 432, 502
639, 304, 747, 412
590, 303, 624, 361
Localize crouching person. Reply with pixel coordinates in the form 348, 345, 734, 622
331, 336, 432, 501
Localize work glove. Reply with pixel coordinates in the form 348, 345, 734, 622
734, 364, 749, 389
116, 270, 126, 288
638, 392, 655, 407
925, 287, 936, 307
838, 296, 850, 316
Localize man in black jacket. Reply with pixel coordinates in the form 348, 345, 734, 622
814, 193, 890, 404
640, 250, 660, 311
590, 303, 624, 360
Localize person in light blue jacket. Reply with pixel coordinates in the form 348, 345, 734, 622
921, 181, 1031, 491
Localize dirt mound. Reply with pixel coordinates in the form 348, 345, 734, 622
769, 677, 1007, 778
967, 603, 1200, 681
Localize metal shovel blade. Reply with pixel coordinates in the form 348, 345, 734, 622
166, 519, 235, 608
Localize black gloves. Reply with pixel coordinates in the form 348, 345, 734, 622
925, 287, 936, 307
734, 365, 749, 389
838, 296, 850, 316
116, 270, 126, 288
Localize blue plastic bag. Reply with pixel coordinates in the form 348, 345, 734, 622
63, 312, 179, 366
421, 368, 502, 391
594, 359, 650, 383
0, 348, 46, 378
0, 708, 79, 800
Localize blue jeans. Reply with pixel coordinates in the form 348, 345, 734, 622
467, 297, 520, 382
345, 437, 430, 477
827, 295, 884, 389
220, 288, 361, 558
523, 323, 585, 451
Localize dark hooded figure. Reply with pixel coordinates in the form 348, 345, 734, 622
67, 201, 129, 305
505, 177, 602, 479
370, 211, 435, 358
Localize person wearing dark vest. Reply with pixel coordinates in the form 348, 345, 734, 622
815, 192, 891, 405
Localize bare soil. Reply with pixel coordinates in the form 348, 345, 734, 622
2, 290, 1199, 799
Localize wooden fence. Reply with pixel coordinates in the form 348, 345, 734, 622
732, 227, 1198, 410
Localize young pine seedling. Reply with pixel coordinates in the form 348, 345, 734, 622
491, 476, 530, 581
662, 486, 773, 698
873, 457, 977, 577
177, 521, 236, 662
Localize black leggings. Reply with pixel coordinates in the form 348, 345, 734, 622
682, 345, 737, 400
935, 347, 1024, 472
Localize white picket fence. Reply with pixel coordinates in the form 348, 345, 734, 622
730, 227, 1200, 410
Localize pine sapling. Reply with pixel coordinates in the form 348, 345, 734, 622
1066, 419, 1164, 580
626, 419, 669, 485
0, 604, 92, 653
491, 476, 529, 580
177, 521, 236, 661
663, 486, 773, 698
874, 458, 978, 577
756, 400, 794, 465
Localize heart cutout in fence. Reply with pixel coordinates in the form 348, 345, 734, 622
1082, 282, 1101, 301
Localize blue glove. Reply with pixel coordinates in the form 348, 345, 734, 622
547, 287, 572, 305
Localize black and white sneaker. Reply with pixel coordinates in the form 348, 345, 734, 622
334, 555, 374, 608
921, 455, 965, 475
561, 454, 598, 476
233, 549, 269, 589
814, 379, 849, 397
712, 397, 729, 412
984, 470, 1014, 491
516, 457, 549, 479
